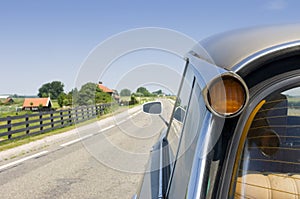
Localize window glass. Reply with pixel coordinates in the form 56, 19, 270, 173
233, 86, 300, 199
166, 65, 194, 166
168, 83, 207, 198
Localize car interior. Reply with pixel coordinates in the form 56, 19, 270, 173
234, 88, 300, 198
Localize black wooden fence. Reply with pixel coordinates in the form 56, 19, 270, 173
0, 103, 111, 143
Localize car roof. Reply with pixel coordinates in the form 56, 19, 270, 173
191, 24, 300, 72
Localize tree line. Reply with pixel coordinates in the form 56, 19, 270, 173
37, 81, 163, 108
120, 87, 162, 97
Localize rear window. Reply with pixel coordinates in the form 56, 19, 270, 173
233, 86, 300, 198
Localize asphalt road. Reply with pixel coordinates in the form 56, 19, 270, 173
0, 99, 173, 199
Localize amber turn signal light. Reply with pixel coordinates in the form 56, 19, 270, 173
206, 74, 248, 117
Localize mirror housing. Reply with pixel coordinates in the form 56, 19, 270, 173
173, 106, 186, 123
143, 101, 162, 115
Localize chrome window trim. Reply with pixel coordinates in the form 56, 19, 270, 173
165, 61, 189, 138
185, 112, 213, 199
219, 70, 300, 199
158, 140, 164, 198
232, 40, 300, 73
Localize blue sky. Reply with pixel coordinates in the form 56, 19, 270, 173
1, 0, 300, 95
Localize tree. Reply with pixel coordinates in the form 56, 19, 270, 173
76, 83, 96, 106
129, 96, 138, 105
50, 81, 64, 99
120, 88, 131, 96
136, 87, 151, 97
57, 93, 66, 107
38, 83, 51, 98
74, 82, 112, 106
70, 88, 79, 105
153, 89, 162, 95
58, 92, 73, 107
38, 104, 43, 111
95, 87, 112, 103
38, 81, 64, 99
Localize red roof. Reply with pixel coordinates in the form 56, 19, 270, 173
23, 98, 52, 107
98, 84, 113, 93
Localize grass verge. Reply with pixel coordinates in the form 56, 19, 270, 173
0, 105, 139, 152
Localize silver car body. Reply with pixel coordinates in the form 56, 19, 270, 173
136, 24, 300, 199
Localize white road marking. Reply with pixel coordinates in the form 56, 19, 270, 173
97, 110, 142, 132
98, 125, 115, 132
60, 134, 93, 147
61, 110, 142, 146
116, 110, 142, 125
0, 151, 49, 171
0, 109, 143, 172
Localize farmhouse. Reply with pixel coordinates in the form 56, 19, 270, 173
22, 97, 53, 111
98, 82, 113, 94
98, 82, 120, 102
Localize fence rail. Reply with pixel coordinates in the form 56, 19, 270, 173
0, 103, 111, 143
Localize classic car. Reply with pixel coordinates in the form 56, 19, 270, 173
134, 24, 300, 199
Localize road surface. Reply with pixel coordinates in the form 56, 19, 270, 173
0, 99, 173, 199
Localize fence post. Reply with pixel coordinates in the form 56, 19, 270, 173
96, 105, 99, 116
39, 112, 43, 131
87, 106, 89, 119
26, 114, 30, 134
69, 109, 72, 124
75, 109, 78, 122
50, 112, 54, 128
60, 110, 64, 126
82, 107, 84, 121
7, 116, 11, 139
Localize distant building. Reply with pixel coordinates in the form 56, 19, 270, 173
98, 82, 120, 102
3, 97, 14, 104
112, 90, 120, 102
22, 97, 53, 111
98, 82, 114, 94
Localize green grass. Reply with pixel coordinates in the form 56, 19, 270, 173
0, 98, 24, 118
120, 96, 131, 101
0, 118, 99, 152
51, 100, 60, 109
0, 98, 61, 118
0, 105, 137, 152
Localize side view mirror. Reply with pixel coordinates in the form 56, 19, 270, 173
173, 106, 185, 123
143, 101, 162, 115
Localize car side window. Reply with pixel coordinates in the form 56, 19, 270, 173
166, 65, 194, 167
233, 86, 300, 199
167, 83, 207, 198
